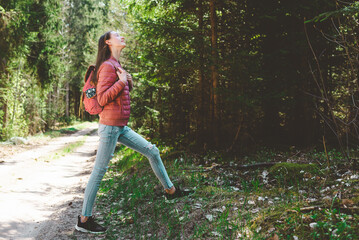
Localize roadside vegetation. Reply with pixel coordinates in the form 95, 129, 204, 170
0, 121, 94, 159
73, 145, 359, 239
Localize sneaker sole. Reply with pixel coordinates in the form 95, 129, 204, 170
75, 224, 106, 234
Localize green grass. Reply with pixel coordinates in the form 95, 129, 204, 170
62, 138, 86, 154
36, 136, 87, 162
76, 146, 359, 239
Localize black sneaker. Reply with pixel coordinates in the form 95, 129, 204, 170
75, 215, 107, 234
165, 186, 194, 200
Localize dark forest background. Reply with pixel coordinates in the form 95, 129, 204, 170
1, 0, 358, 156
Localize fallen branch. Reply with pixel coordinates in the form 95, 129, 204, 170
288, 205, 359, 213
181, 162, 279, 172
299, 205, 323, 212
232, 162, 278, 169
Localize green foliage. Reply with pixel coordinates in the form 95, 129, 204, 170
0, 0, 111, 139
306, 1, 359, 23
310, 209, 356, 239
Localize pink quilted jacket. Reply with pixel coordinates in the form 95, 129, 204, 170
96, 55, 131, 126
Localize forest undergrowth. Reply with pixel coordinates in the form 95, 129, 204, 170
83, 145, 359, 239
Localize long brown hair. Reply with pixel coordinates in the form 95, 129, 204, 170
91, 31, 112, 86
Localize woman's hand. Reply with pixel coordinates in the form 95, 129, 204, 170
127, 72, 133, 91
116, 67, 127, 85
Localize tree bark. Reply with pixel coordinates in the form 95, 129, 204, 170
210, 0, 219, 147
150, 91, 154, 138
158, 87, 163, 137
73, 85, 80, 119
196, 0, 206, 149
66, 82, 69, 117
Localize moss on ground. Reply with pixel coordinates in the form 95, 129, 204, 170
269, 162, 319, 184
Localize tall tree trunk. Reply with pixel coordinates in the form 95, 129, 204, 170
46, 90, 52, 130
2, 100, 7, 131
73, 85, 80, 118
197, 0, 206, 149
66, 82, 69, 117
1, 76, 8, 135
158, 87, 163, 137
210, 0, 219, 147
150, 91, 154, 138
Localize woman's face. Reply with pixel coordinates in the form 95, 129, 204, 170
106, 31, 126, 50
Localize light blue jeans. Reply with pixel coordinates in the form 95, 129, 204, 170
81, 124, 174, 216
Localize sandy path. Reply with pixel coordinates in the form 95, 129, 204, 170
0, 123, 100, 240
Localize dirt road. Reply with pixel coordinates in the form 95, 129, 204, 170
0, 123, 101, 240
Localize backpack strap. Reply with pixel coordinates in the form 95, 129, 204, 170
79, 92, 84, 118
107, 58, 125, 73
107, 59, 132, 91
84, 65, 95, 84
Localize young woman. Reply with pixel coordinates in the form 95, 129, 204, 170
75, 31, 187, 234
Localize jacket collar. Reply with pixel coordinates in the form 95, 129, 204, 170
109, 55, 121, 66
109, 55, 117, 62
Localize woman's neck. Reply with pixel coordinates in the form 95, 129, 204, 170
111, 48, 122, 61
